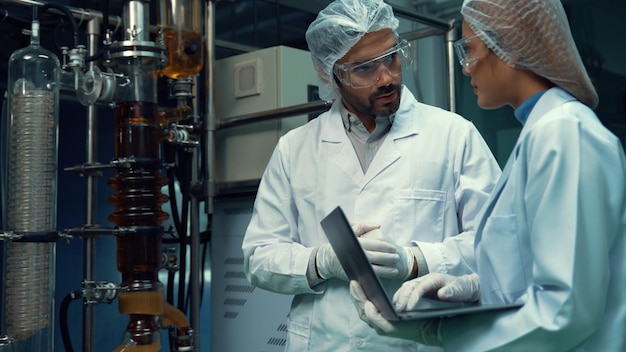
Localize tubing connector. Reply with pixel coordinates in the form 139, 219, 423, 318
81, 280, 119, 305
114, 290, 164, 352
60, 45, 87, 70
163, 247, 179, 272
116, 293, 194, 350
162, 302, 193, 351
76, 67, 117, 105
164, 124, 199, 147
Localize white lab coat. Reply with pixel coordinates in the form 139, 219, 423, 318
441, 87, 626, 351
242, 86, 501, 351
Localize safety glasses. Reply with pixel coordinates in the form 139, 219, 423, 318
453, 34, 483, 73
334, 40, 412, 89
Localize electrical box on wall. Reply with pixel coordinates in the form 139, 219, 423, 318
214, 45, 319, 186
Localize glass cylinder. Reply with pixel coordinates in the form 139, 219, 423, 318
158, 0, 204, 79
109, 1, 171, 348
1, 19, 59, 352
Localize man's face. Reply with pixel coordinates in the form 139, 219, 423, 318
334, 29, 403, 120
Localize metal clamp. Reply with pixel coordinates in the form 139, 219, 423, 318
163, 247, 179, 272
81, 281, 120, 305
0, 335, 13, 347
165, 124, 200, 147
0, 230, 59, 242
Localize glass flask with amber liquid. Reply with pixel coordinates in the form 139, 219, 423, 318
158, 0, 203, 79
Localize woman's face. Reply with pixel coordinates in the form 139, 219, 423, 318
460, 20, 517, 109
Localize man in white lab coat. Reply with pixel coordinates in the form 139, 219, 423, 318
242, 0, 501, 350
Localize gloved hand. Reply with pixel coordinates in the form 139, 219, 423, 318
393, 273, 480, 312
359, 228, 416, 280
315, 244, 348, 281
351, 222, 380, 236
349, 280, 443, 346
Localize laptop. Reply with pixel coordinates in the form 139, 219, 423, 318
320, 206, 523, 321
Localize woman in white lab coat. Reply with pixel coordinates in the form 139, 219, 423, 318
242, 1, 501, 351
351, 0, 626, 350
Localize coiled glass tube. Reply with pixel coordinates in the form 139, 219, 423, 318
3, 242, 53, 342
2, 19, 59, 352
7, 89, 56, 229
3, 89, 56, 350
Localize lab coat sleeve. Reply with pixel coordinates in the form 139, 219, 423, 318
242, 136, 319, 295
441, 114, 619, 351
417, 122, 500, 276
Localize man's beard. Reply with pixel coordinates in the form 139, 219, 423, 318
340, 84, 401, 119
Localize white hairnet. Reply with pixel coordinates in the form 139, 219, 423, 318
305, 0, 399, 101
461, 0, 598, 108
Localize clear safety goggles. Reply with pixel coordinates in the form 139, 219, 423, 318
334, 40, 412, 89
453, 35, 483, 73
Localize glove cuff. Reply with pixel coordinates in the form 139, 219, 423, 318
307, 247, 327, 287
315, 244, 349, 281
402, 246, 416, 281
315, 244, 332, 280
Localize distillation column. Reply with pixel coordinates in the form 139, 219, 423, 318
107, 0, 191, 350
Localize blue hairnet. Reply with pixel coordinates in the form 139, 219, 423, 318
305, 0, 399, 101
461, 0, 598, 108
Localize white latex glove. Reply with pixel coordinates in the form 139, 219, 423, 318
359, 228, 415, 280
349, 280, 443, 346
393, 273, 480, 311
351, 222, 380, 236
315, 244, 348, 281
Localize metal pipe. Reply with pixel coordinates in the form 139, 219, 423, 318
214, 39, 260, 55
388, 4, 456, 111
124, 0, 150, 41
217, 100, 333, 130
64, 227, 132, 237
190, 77, 201, 352
82, 16, 100, 352
445, 21, 459, 112
0, 0, 122, 29
400, 27, 446, 42
204, 0, 216, 216
390, 3, 452, 31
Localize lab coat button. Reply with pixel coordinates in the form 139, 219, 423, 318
354, 337, 364, 347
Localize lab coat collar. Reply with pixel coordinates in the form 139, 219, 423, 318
322, 85, 419, 143
321, 101, 350, 142
320, 85, 420, 188
320, 102, 365, 183
510, 87, 576, 165
522, 87, 577, 135
504, 87, 577, 171
389, 85, 420, 140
